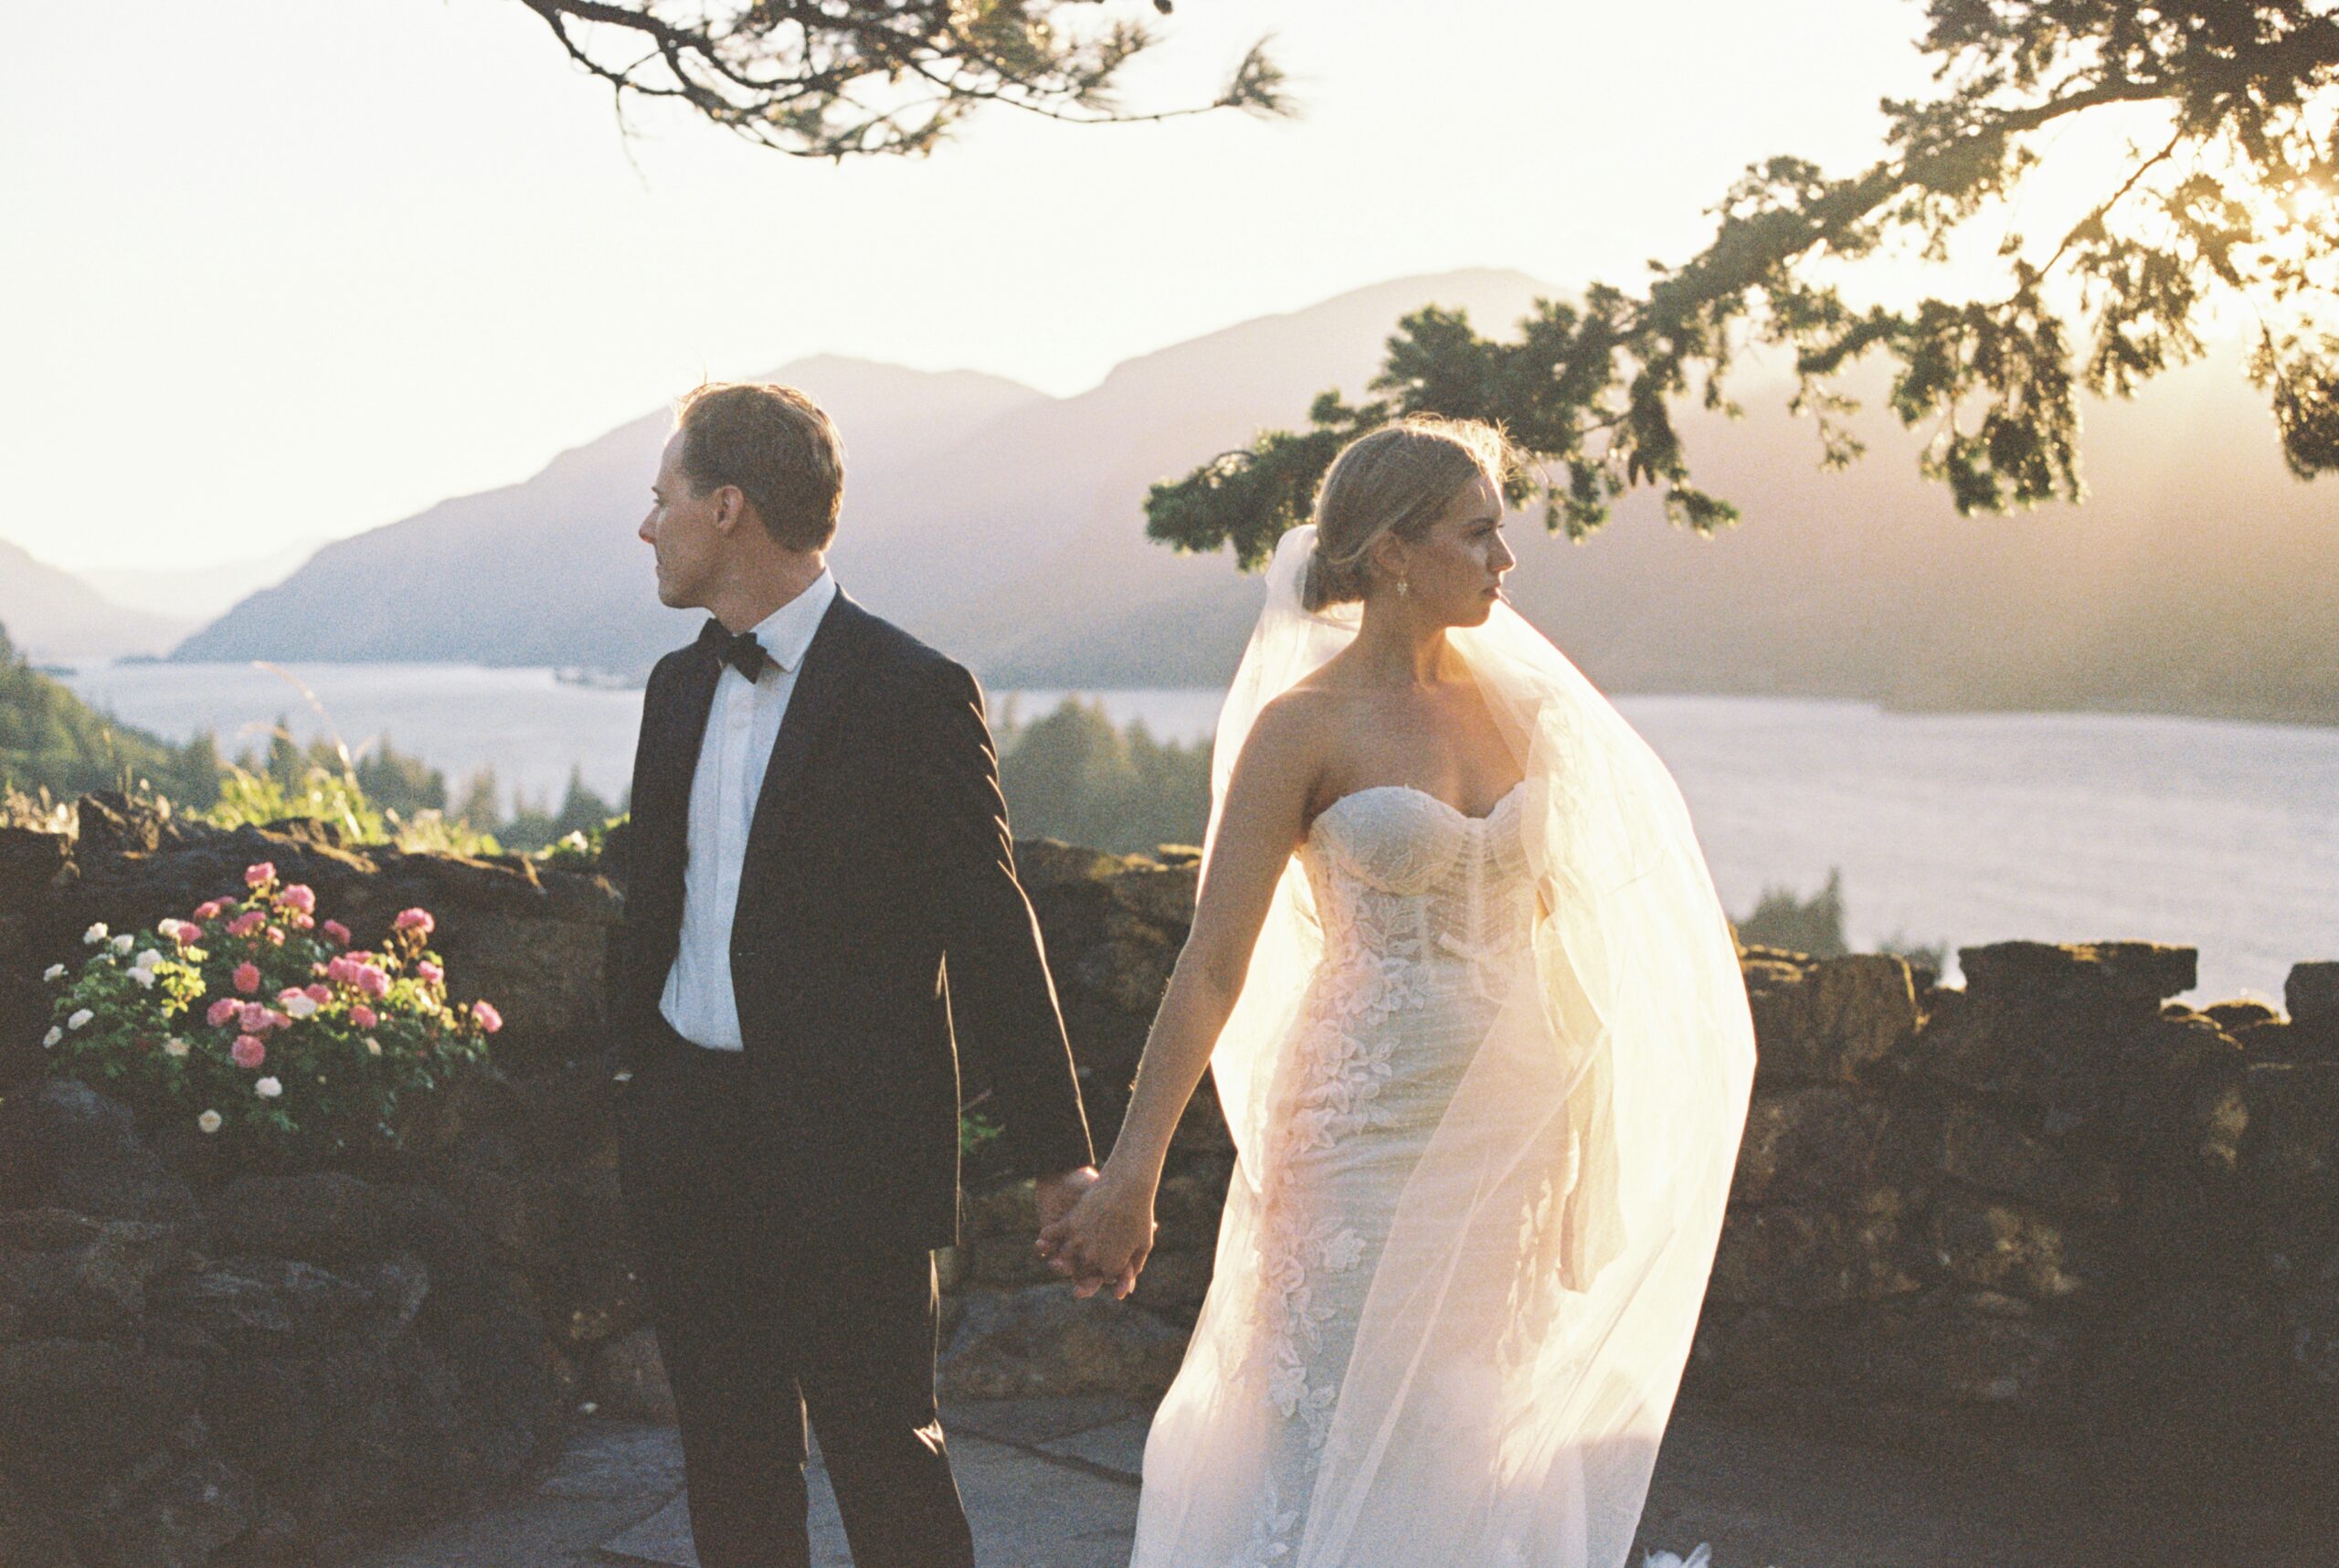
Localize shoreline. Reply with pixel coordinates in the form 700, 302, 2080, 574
58, 659, 2339, 736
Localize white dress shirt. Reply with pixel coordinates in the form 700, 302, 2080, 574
660, 569, 839, 1051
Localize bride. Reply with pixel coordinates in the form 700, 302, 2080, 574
1038, 416, 1757, 1568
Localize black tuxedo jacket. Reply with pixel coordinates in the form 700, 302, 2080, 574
610, 586, 1095, 1250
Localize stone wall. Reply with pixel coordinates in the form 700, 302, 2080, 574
4, 792, 2337, 1563
1703, 942, 2339, 1507
0, 797, 626, 1566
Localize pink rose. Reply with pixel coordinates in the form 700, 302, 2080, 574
394, 908, 435, 936
268, 1009, 291, 1030
322, 919, 351, 946
226, 911, 263, 938
206, 997, 241, 1028
230, 1034, 267, 1069
232, 962, 261, 994
193, 900, 224, 922
280, 885, 316, 914
238, 1001, 272, 1033
350, 1004, 378, 1029
415, 960, 443, 984
357, 966, 392, 1000
244, 862, 276, 888
326, 955, 355, 985
289, 913, 313, 931
303, 982, 331, 1004
471, 1001, 503, 1035
266, 927, 285, 946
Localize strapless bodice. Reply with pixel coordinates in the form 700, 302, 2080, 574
1298, 781, 1536, 991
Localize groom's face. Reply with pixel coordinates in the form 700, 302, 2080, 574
640, 431, 726, 609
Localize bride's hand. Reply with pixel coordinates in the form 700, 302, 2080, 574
1035, 1170, 1158, 1300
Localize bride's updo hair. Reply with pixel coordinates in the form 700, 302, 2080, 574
1302, 416, 1515, 612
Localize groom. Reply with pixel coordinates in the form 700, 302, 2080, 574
609, 381, 1099, 1568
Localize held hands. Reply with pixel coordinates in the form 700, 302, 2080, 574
1034, 1165, 1158, 1300
1031, 1167, 1122, 1299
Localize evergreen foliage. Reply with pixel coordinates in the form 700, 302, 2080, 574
996, 696, 1212, 855
511, 0, 1287, 159
0, 626, 224, 807
496, 765, 622, 854
1733, 866, 1951, 971
1735, 869, 1854, 958
1148, 2, 2339, 565
354, 736, 448, 817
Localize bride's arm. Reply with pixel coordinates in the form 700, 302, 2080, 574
1037, 694, 1321, 1296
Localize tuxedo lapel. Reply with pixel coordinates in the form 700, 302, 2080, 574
743, 588, 862, 863
653, 646, 725, 836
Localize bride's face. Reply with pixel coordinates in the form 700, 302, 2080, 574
1380, 473, 1514, 627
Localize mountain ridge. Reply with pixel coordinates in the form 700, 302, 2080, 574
0, 541, 195, 662
153, 268, 2338, 726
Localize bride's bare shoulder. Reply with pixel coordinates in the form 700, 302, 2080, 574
1231, 684, 1351, 789
1248, 680, 1360, 750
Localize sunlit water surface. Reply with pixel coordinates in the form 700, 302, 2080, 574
59, 663, 2339, 1006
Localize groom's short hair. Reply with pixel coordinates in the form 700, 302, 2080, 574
673, 382, 845, 552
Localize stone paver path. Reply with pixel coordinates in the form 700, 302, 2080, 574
355, 1399, 2334, 1568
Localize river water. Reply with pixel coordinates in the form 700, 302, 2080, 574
60, 662, 2339, 1007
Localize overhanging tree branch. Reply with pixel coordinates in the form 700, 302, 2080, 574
510, 0, 1289, 160
1148, 0, 2339, 568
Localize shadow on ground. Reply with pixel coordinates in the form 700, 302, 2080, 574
353, 1397, 2337, 1568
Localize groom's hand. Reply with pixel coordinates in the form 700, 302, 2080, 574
1032, 1166, 1123, 1297
1032, 1165, 1100, 1235
1035, 1167, 1156, 1300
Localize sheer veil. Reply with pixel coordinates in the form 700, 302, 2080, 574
1141, 523, 1756, 1568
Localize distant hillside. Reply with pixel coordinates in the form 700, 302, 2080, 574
0, 542, 194, 661
1476, 347, 2339, 726
0, 623, 216, 802
174, 357, 1050, 672
170, 270, 2339, 725
84, 536, 328, 622
170, 272, 1552, 678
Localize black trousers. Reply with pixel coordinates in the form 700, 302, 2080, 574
614, 1018, 974, 1568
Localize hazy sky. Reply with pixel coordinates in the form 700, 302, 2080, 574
5, 0, 2164, 574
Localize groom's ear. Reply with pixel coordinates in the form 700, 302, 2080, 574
709, 483, 750, 535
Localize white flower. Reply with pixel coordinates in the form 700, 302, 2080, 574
364, 1037, 382, 1056
1641, 1548, 1713, 1568
196, 1109, 222, 1134
42, 963, 64, 982
42, 1027, 61, 1048
111, 934, 134, 955
163, 1036, 189, 1058
83, 922, 108, 945
135, 948, 164, 969
255, 1076, 282, 1098
67, 1008, 94, 1031
282, 993, 319, 1019
127, 967, 157, 990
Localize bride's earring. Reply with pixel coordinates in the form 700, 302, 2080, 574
1397, 577, 1411, 599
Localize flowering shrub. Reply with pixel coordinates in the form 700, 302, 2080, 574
42, 861, 501, 1161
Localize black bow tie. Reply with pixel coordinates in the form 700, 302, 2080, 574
698, 619, 771, 681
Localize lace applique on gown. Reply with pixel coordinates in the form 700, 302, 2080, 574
1151, 782, 1544, 1564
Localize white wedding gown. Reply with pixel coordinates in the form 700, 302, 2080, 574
1133, 524, 1753, 1568
1134, 780, 1582, 1566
